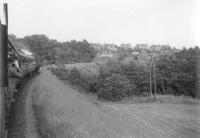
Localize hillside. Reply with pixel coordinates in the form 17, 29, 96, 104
31, 70, 200, 138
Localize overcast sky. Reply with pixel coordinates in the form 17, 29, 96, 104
4, 0, 200, 48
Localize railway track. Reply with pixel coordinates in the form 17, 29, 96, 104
7, 74, 40, 138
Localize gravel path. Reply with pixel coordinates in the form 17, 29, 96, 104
7, 75, 40, 138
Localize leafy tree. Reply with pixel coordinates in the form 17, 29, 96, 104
11, 34, 97, 64
97, 73, 134, 101
156, 47, 200, 98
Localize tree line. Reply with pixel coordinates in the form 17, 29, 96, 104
9, 34, 97, 65
9, 34, 200, 100
53, 46, 200, 101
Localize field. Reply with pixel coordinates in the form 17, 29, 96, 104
31, 70, 200, 138
106, 103, 200, 138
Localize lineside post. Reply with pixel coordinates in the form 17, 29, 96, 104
149, 60, 153, 98
0, 3, 8, 138
153, 56, 157, 101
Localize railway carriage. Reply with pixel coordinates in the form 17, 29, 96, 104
0, 3, 40, 137
1, 39, 40, 138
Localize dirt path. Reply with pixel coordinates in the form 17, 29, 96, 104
7, 75, 40, 138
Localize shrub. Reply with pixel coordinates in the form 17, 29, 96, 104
52, 67, 98, 93
51, 68, 68, 81
68, 68, 81, 84
97, 73, 135, 101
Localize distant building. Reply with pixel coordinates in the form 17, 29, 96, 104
98, 53, 113, 58
150, 45, 172, 53
150, 45, 162, 51
104, 44, 118, 51
97, 49, 113, 58
134, 44, 149, 51
132, 52, 139, 55
120, 43, 132, 50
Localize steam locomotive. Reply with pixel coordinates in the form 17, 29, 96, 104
0, 3, 39, 137
4, 40, 40, 136
6, 39, 40, 108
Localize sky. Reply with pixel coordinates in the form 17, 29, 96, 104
1, 0, 200, 48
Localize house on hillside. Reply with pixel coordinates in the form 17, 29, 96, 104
149, 45, 172, 53
150, 45, 162, 52
134, 44, 149, 51
97, 50, 113, 58
107, 45, 117, 51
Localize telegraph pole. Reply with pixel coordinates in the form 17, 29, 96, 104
149, 60, 152, 98
0, 3, 8, 138
153, 56, 157, 101
162, 76, 165, 94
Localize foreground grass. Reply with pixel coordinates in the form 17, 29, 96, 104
32, 70, 200, 138
119, 95, 200, 105
32, 71, 140, 138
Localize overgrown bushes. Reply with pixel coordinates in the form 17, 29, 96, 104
97, 73, 135, 101
10, 34, 97, 65
53, 47, 200, 101
156, 48, 200, 98
52, 61, 142, 101
52, 67, 98, 92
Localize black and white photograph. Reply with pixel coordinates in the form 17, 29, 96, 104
0, 0, 200, 138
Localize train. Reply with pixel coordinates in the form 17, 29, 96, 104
3, 39, 40, 137
0, 3, 40, 137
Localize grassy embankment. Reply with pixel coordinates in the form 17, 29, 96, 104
32, 71, 147, 138
51, 62, 200, 103
31, 63, 200, 138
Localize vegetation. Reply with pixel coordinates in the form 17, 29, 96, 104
97, 73, 134, 101
9, 34, 200, 100
156, 47, 200, 98
53, 46, 200, 101
9, 34, 97, 65
33, 70, 200, 138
